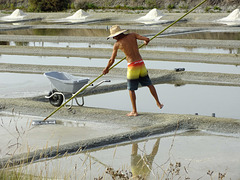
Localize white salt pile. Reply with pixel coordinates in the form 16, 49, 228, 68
1, 9, 26, 21
65, 9, 89, 20
136, 8, 164, 22
46, 9, 90, 23
217, 8, 240, 22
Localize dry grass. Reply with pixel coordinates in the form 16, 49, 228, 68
0, 115, 231, 180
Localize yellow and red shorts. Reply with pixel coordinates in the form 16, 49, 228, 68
127, 60, 152, 90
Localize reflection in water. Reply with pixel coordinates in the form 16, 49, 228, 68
1, 54, 240, 74
166, 32, 240, 40
0, 41, 9, 45
1, 29, 239, 40
15, 131, 240, 179
1, 41, 238, 55
84, 84, 240, 119
32, 28, 110, 37
0, 28, 155, 37
131, 138, 160, 179
14, 42, 29, 46
145, 45, 239, 54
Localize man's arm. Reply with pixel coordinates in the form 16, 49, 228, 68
135, 33, 150, 45
103, 43, 118, 75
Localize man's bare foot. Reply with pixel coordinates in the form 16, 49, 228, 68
127, 111, 138, 116
157, 103, 164, 109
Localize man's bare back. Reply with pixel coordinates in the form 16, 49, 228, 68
102, 32, 150, 75
114, 33, 150, 64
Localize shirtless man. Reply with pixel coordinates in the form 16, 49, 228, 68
103, 25, 163, 116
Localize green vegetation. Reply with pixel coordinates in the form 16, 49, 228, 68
28, 0, 70, 12
214, 6, 222, 11
205, 6, 212, 13
110, 5, 146, 10
146, 0, 157, 9
0, 0, 238, 12
204, 5, 222, 13
75, 1, 98, 10
179, 4, 189, 10
167, 4, 176, 11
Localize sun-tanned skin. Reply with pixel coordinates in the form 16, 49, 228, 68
103, 32, 163, 116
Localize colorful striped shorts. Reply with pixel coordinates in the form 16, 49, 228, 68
127, 59, 152, 90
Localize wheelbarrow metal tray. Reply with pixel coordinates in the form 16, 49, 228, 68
44, 71, 90, 94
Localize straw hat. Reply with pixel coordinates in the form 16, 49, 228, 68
107, 25, 127, 39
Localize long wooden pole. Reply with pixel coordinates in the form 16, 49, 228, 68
43, 0, 207, 121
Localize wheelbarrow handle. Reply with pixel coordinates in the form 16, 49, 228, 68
83, 79, 111, 95
104, 80, 111, 83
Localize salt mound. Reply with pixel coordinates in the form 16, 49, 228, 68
9, 9, 26, 18
66, 9, 89, 20
218, 8, 240, 21
1, 9, 26, 20
137, 8, 164, 21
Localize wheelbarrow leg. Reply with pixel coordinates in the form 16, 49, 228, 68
73, 80, 110, 107
75, 96, 84, 106
66, 96, 75, 109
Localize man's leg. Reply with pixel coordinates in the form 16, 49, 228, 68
148, 85, 164, 109
128, 90, 138, 116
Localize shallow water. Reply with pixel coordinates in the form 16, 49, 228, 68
0, 72, 49, 98
0, 113, 130, 157
84, 84, 240, 119
0, 72, 121, 98
144, 45, 240, 54
1, 55, 240, 74
1, 28, 239, 40
166, 31, 240, 40
2, 41, 239, 54
0, 28, 155, 37
1, 72, 240, 119
19, 131, 240, 179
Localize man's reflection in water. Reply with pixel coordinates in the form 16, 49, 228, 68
131, 138, 160, 179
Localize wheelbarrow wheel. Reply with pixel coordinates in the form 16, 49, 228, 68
48, 89, 63, 107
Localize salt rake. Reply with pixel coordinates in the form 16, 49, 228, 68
33, 0, 207, 125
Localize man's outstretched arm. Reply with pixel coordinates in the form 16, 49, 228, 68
135, 33, 150, 45
103, 43, 118, 74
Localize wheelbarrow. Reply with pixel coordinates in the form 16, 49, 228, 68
44, 71, 110, 108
